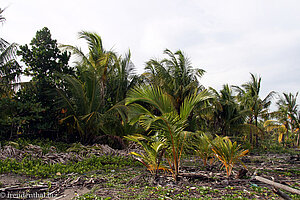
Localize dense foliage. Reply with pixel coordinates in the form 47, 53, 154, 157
0, 8, 299, 152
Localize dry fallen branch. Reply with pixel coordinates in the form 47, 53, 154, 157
255, 176, 300, 195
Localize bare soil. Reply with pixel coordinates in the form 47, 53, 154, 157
0, 145, 299, 199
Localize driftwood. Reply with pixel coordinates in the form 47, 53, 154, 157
255, 176, 300, 195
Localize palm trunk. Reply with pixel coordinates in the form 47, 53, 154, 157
284, 124, 289, 147
249, 118, 253, 146
255, 116, 259, 147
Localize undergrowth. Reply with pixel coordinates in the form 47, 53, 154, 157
0, 155, 141, 178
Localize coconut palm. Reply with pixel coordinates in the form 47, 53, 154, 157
58, 31, 139, 145
125, 134, 168, 176
0, 8, 5, 23
57, 67, 129, 144
0, 41, 21, 96
61, 31, 117, 102
234, 73, 275, 146
106, 50, 139, 105
143, 49, 205, 111
263, 119, 287, 143
210, 84, 247, 136
0, 8, 21, 96
126, 84, 211, 181
211, 136, 248, 177
274, 92, 299, 146
194, 133, 215, 166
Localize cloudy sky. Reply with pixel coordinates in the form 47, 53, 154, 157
1, 0, 300, 105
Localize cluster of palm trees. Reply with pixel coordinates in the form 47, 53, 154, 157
265, 92, 300, 146
0, 7, 299, 149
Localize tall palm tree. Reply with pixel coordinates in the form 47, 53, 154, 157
61, 31, 117, 101
58, 31, 138, 145
234, 73, 274, 146
126, 84, 211, 181
143, 49, 205, 111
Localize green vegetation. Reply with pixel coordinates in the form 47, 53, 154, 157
211, 136, 248, 177
0, 155, 140, 178
1, 8, 299, 149
126, 84, 211, 180
0, 8, 300, 200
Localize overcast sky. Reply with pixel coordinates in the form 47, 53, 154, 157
1, 0, 300, 105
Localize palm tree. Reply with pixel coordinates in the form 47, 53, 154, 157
143, 49, 205, 111
106, 50, 139, 105
0, 8, 5, 23
275, 92, 299, 146
295, 111, 300, 146
61, 31, 117, 101
58, 31, 139, 145
210, 84, 246, 136
263, 119, 287, 144
234, 73, 274, 146
0, 8, 21, 97
126, 84, 211, 181
0, 41, 21, 96
57, 67, 129, 144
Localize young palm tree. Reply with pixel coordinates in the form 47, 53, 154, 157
125, 134, 168, 176
126, 84, 211, 181
211, 136, 248, 177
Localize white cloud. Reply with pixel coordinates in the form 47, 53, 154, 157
2, 0, 300, 104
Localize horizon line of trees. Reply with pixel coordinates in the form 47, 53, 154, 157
1, 9, 299, 149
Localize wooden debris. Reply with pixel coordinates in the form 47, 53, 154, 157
255, 176, 300, 195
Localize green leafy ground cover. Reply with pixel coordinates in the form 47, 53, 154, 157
0, 143, 299, 200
